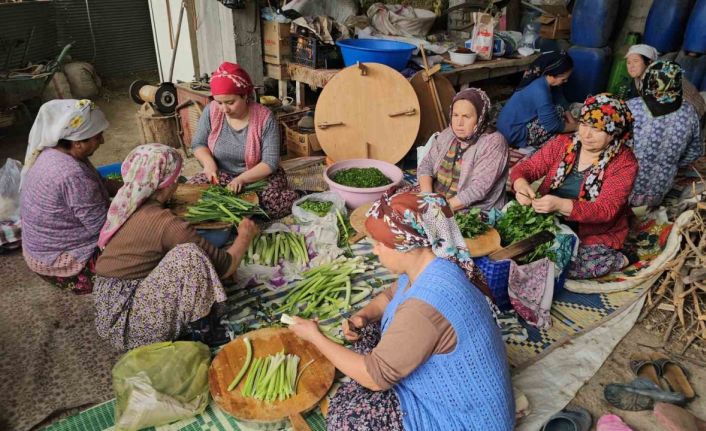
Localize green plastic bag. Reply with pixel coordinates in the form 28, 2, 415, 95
112, 341, 211, 431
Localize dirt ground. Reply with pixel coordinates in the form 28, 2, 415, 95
2, 83, 705, 430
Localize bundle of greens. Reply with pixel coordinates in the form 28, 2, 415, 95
239, 351, 303, 402
336, 209, 354, 255
331, 167, 392, 188
245, 231, 309, 266
185, 186, 267, 224
496, 201, 558, 263
297, 199, 334, 217
105, 173, 123, 182
454, 208, 490, 239
276, 256, 372, 321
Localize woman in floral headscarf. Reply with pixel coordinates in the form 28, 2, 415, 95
627, 61, 702, 208
418, 87, 509, 211
511, 94, 639, 279
187, 61, 298, 219
20, 99, 117, 294
289, 191, 514, 431
93, 144, 258, 350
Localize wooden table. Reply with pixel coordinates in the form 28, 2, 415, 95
281, 53, 540, 105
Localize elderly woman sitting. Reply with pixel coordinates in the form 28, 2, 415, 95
20, 99, 116, 294
94, 144, 258, 350
627, 61, 703, 208
418, 88, 509, 211
511, 94, 638, 279
188, 62, 298, 219
290, 191, 514, 431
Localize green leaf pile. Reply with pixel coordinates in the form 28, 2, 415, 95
496, 201, 558, 264
331, 167, 392, 188
454, 208, 489, 239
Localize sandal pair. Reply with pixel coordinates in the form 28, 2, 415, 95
630, 352, 695, 399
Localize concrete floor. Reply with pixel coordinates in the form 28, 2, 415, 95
1, 82, 705, 430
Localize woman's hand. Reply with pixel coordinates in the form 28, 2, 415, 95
288, 316, 323, 344
203, 167, 218, 184
227, 176, 246, 193
532, 195, 573, 216
342, 315, 368, 342
447, 197, 464, 212
235, 218, 259, 244
513, 178, 536, 206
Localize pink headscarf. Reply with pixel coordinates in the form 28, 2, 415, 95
97, 144, 182, 248
210, 62, 254, 97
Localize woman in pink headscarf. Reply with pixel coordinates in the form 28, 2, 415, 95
93, 144, 259, 350
187, 62, 298, 219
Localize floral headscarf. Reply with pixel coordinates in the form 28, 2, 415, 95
97, 144, 183, 248
21, 99, 109, 186
210, 62, 254, 97
641, 60, 683, 117
365, 189, 491, 299
549, 93, 634, 201
517, 51, 573, 90
434, 88, 492, 197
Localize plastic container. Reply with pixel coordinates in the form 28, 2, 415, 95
570, 0, 620, 48
701, 72, 706, 91
336, 39, 416, 71
449, 49, 477, 65
565, 45, 613, 103
96, 162, 122, 178
324, 159, 403, 209
196, 228, 231, 248
684, 0, 706, 54
676, 51, 706, 89
644, 0, 693, 54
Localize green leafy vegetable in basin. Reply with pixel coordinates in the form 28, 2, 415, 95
331, 167, 392, 188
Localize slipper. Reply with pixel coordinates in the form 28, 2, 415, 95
654, 402, 706, 431
629, 353, 661, 387
541, 407, 592, 431
514, 386, 531, 420
604, 378, 686, 411
652, 353, 696, 399
597, 414, 634, 431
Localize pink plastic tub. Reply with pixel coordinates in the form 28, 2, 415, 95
324, 159, 404, 209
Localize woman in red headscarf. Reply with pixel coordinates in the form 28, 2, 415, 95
187, 62, 299, 219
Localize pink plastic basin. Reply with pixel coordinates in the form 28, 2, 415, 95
324, 159, 403, 209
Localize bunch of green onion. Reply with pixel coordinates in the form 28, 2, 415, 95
246, 231, 309, 266
276, 256, 372, 321
241, 351, 304, 402
185, 185, 267, 224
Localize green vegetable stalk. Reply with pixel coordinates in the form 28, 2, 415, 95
240, 351, 300, 403
185, 186, 267, 224
298, 199, 334, 217
331, 167, 392, 188
227, 337, 252, 391
454, 208, 490, 239
496, 201, 558, 264
246, 231, 310, 266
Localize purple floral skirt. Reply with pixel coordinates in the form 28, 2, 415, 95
37, 249, 100, 295
187, 167, 299, 219
326, 323, 404, 431
569, 244, 627, 279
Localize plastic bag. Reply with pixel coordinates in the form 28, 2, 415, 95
0, 159, 22, 221
292, 192, 347, 261
471, 13, 496, 61
112, 341, 210, 431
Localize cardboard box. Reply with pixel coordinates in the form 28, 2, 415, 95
265, 63, 289, 80
285, 124, 323, 158
538, 5, 571, 40
262, 21, 291, 65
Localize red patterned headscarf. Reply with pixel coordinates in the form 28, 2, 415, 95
549, 93, 633, 201
210, 62, 254, 97
365, 189, 491, 299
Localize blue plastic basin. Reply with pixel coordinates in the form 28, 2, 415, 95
336, 39, 416, 71
196, 228, 232, 248
96, 162, 122, 178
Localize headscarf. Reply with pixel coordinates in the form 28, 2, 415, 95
641, 60, 683, 117
434, 88, 492, 197
549, 93, 634, 201
210, 62, 254, 97
21, 99, 109, 185
97, 144, 183, 248
517, 51, 573, 90
365, 189, 492, 299
625, 44, 659, 62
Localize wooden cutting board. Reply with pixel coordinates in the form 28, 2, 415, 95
209, 327, 335, 430
169, 184, 258, 230
464, 228, 502, 257
348, 202, 372, 244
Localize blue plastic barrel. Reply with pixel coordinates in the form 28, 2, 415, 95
685, 0, 706, 54
570, 0, 620, 48
644, 0, 693, 54
701, 72, 706, 91
676, 50, 706, 89
565, 46, 613, 103
336, 39, 416, 71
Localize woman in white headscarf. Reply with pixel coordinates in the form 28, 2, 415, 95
20, 99, 113, 294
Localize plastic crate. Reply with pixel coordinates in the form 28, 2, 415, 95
290, 32, 343, 69
474, 257, 512, 311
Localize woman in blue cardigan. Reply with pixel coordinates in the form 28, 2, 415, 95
289, 190, 514, 431
497, 51, 577, 148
